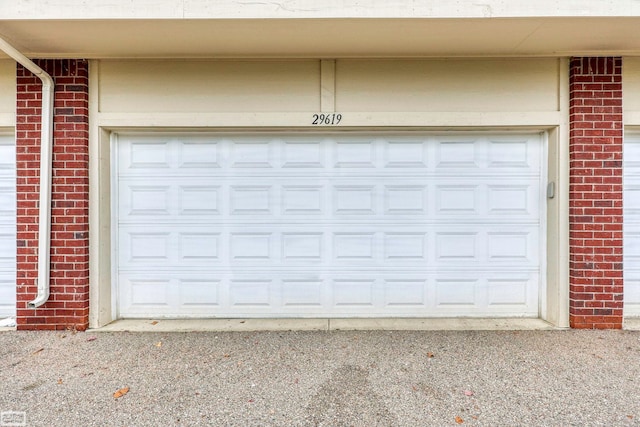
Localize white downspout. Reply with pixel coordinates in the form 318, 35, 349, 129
0, 37, 54, 308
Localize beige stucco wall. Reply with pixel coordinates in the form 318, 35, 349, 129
0, 60, 15, 126
622, 57, 640, 121
97, 58, 560, 115
335, 59, 559, 112
98, 60, 321, 113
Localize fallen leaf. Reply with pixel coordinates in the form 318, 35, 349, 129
155, 341, 162, 348
628, 415, 634, 419
412, 385, 418, 391
427, 352, 435, 358
113, 387, 130, 399
464, 390, 474, 396
455, 416, 464, 424
57, 378, 63, 385
86, 336, 97, 342
150, 321, 158, 325
32, 348, 44, 355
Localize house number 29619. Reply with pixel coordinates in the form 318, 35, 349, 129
312, 113, 342, 125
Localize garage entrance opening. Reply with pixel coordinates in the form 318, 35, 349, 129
114, 132, 545, 318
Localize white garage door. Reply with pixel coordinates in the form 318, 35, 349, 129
0, 135, 15, 318
625, 134, 640, 317
115, 132, 545, 318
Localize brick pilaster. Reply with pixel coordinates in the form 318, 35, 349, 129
569, 57, 624, 329
16, 59, 89, 331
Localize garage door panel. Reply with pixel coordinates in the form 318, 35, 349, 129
118, 179, 539, 221
0, 136, 14, 318
487, 231, 538, 263
0, 187, 14, 217
626, 279, 640, 312
626, 232, 640, 258
625, 140, 640, 168
625, 135, 640, 316
626, 186, 640, 213
116, 133, 543, 318
117, 135, 541, 175
0, 144, 13, 170
118, 272, 538, 317
487, 278, 533, 306
625, 228, 640, 315
0, 229, 15, 262
118, 226, 539, 269
487, 140, 538, 169
0, 273, 15, 316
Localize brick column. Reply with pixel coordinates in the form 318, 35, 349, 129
16, 60, 89, 331
569, 57, 623, 329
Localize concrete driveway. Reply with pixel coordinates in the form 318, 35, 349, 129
1, 328, 639, 426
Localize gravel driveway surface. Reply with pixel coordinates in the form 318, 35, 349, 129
1, 329, 639, 426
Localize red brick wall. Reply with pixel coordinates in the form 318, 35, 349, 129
16, 59, 89, 331
569, 57, 624, 329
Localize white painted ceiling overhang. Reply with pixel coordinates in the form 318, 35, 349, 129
0, 16, 639, 58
